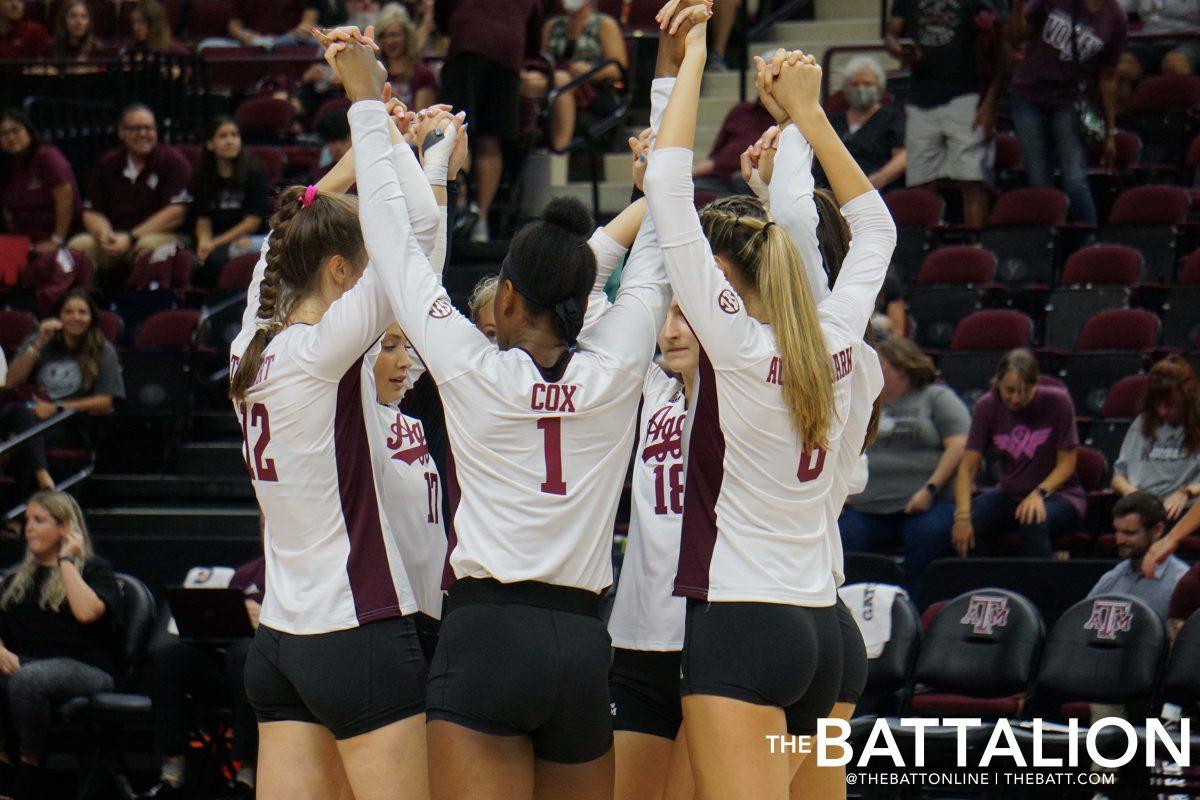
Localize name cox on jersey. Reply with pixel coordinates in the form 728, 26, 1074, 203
531, 382, 580, 413
765, 346, 854, 386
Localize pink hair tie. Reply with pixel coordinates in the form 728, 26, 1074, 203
300, 184, 319, 208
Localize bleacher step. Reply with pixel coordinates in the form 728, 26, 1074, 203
815, 0, 881, 19
173, 441, 248, 476
88, 474, 254, 504
87, 506, 261, 540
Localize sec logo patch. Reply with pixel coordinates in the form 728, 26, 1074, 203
429, 298, 454, 318
718, 289, 741, 314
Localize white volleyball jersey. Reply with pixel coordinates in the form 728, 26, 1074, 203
366, 395, 447, 619
644, 146, 896, 606
608, 365, 688, 650
350, 100, 669, 594
230, 246, 419, 635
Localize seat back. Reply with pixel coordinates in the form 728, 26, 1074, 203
884, 189, 945, 228
1100, 374, 1149, 418
913, 588, 1044, 699
134, 309, 201, 351
1074, 446, 1107, 491
113, 573, 157, 686
1108, 185, 1190, 226
1060, 245, 1142, 286
1074, 308, 1160, 352
916, 246, 996, 286
0, 310, 38, 356
1164, 608, 1200, 708
988, 187, 1067, 227
128, 244, 192, 291
949, 310, 1032, 351
1129, 74, 1200, 114
1032, 593, 1167, 715
864, 590, 922, 698
217, 252, 260, 293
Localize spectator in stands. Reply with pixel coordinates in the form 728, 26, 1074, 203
0, 0, 51, 59
0, 109, 80, 255
1112, 356, 1200, 520
1118, 0, 1200, 86
70, 104, 191, 279
295, 0, 351, 35
820, 55, 906, 191
692, 97, 775, 194
1168, 562, 1200, 639
144, 556, 264, 799
526, 0, 626, 152
1087, 491, 1189, 619
468, 274, 498, 343
208, 0, 306, 48
309, 108, 352, 184
707, 0, 741, 72
884, 0, 1004, 228
5, 290, 125, 420
0, 490, 119, 797
123, 0, 185, 56
437, 0, 542, 242
47, 0, 105, 61
347, 0, 385, 32
841, 337, 968, 593
873, 272, 907, 338
191, 117, 269, 289
376, 3, 438, 110
1007, 0, 1126, 225
954, 349, 1086, 557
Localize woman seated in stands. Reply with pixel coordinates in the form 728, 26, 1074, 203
0, 490, 120, 798
953, 349, 1086, 558
840, 337, 969, 593
521, 0, 626, 151
191, 116, 269, 288
47, 0, 106, 61
817, 55, 906, 191
0, 109, 80, 257
1113, 356, 1200, 520
121, 0, 185, 56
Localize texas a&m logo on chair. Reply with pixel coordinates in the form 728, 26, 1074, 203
1084, 599, 1133, 641
960, 595, 1010, 635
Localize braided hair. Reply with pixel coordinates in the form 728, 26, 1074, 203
229, 185, 364, 401
700, 194, 834, 449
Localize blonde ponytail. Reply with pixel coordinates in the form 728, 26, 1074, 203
701, 197, 834, 448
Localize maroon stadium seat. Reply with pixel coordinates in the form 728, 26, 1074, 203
134, 309, 200, 351
1099, 374, 1149, 418
129, 245, 193, 291
883, 188, 944, 228
1108, 185, 1189, 226
248, 146, 285, 186
1129, 73, 1200, 114
188, 0, 237, 39
987, 187, 1067, 227
0, 310, 37, 355
217, 252, 259, 292
1059, 245, 1141, 287
915, 246, 996, 286
96, 309, 123, 344
949, 310, 1032, 351
1074, 308, 1160, 352
235, 97, 295, 144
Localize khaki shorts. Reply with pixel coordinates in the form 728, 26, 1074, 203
905, 93, 993, 186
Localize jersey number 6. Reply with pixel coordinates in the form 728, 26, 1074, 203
239, 402, 278, 482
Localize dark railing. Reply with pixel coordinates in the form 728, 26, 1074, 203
544, 58, 631, 215
0, 409, 94, 521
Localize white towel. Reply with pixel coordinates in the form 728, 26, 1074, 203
166, 566, 237, 635
839, 583, 907, 659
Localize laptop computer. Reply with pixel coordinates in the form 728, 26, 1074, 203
166, 587, 254, 645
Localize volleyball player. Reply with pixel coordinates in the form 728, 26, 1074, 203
329, 29, 672, 800
228, 29, 438, 800
643, 7, 895, 797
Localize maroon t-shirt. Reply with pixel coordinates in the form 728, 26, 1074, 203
708, 101, 777, 180
1168, 563, 1200, 623
84, 145, 192, 233
232, 0, 304, 36
230, 557, 266, 605
965, 385, 1086, 517
389, 61, 438, 107
1011, 0, 1127, 109
1, 144, 81, 242
0, 19, 52, 58
443, 0, 542, 75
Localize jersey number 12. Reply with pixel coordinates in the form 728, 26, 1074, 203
239, 402, 278, 482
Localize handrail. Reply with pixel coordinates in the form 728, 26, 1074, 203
0, 409, 78, 460
4, 463, 94, 522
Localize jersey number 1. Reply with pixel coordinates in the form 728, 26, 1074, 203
239, 402, 278, 482
537, 418, 567, 495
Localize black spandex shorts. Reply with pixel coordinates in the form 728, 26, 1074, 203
425, 578, 613, 764
609, 648, 682, 740
681, 599, 842, 736
439, 52, 520, 142
836, 597, 868, 706
413, 611, 441, 667
244, 615, 427, 740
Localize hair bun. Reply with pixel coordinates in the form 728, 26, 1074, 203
541, 197, 594, 238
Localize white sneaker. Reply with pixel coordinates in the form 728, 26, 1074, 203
471, 219, 490, 244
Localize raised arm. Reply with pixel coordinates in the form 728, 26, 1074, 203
769, 124, 826, 302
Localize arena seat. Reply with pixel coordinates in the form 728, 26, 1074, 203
1125, 74, 1200, 165
248, 145, 286, 187
1083, 372, 1147, 467
937, 310, 1034, 407
1058, 308, 1158, 417
883, 188, 944, 285
1042, 245, 1140, 351
216, 252, 259, 294
980, 187, 1066, 290
235, 97, 296, 145
906, 246, 996, 349
96, 309, 123, 345
1095, 185, 1189, 283
1161, 249, 1200, 350
0, 309, 38, 357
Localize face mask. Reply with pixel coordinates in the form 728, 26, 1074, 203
845, 86, 880, 110
562, 0, 587, 12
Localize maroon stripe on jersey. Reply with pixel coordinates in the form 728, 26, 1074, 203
674, 347, 724, 600
335, 358, 402, 623
439, 447, 463, 590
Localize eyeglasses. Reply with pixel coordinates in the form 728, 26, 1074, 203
121, 124, 155, 133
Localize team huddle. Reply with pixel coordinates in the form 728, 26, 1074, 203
226, 2, 898, 799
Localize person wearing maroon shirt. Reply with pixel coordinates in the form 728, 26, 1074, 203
143, 557, 266, 800
0, 109, 80, 254
691, 99, 775, 194
69, 104, 191, 278
0, 0, 51, 59
224, 0, 306, 47
437, 0, 542, 242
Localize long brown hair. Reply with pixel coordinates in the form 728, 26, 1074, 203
1, 490, 94, 612
229, 186, 364, 401
701, 195, 833, 448
990, 348, 1039, 389
876, 336, 936, 389
133, 0, 172, 53
813, 188, 882, 451
51, 289, 108, 394
1140, 355, 1200, 455
52, 0, 97, 60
